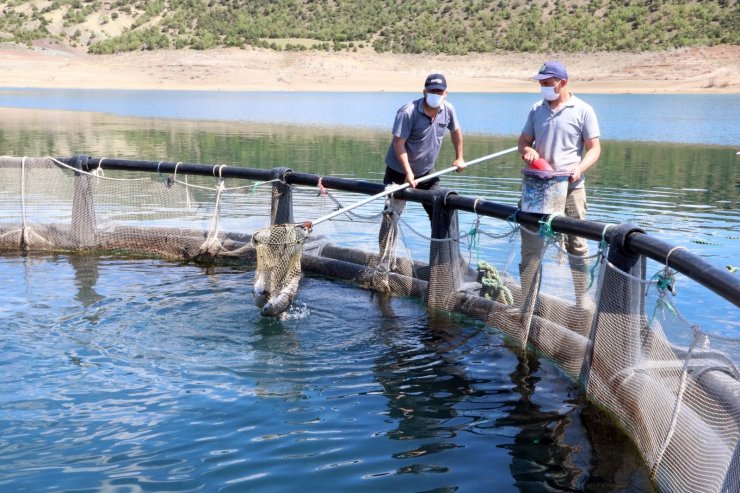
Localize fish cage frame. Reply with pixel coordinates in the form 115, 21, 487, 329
2, 154, 739, 493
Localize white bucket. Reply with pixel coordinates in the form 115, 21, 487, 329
521, 168, 571, 214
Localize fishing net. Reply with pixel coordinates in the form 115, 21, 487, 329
0, 155, 737, 493
587, 258, 739, 493
251, 223, 309, 316
0, 156, 271, 257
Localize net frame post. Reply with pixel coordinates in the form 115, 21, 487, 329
70, 154, 98, 248
427, 189, 464, 310
580, 223, 646, 390
270, 167, 293, 225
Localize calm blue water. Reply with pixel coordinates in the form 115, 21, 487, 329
0, 88, 738, 145
0, 255, 653, 493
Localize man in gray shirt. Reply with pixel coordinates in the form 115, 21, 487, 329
384, 73, 465, 220
517, 61, 601, 307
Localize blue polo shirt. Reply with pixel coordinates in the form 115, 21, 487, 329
385, 97, 460, 176
521, 94, 600, 189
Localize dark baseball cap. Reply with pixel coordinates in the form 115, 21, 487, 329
531, 61, 568, 81
424, 73, 447, 91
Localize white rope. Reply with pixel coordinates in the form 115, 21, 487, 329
291, 186, 384, 222
650, 332, 697, 480
396, 216, 472, 243
171, 179, 211, 191
545, 234, 606, 261
20, 157, 27, 237
665, 245, 688, 266
478, 228, 521, 241
199, 179, 226, 255
91, 158, 105, 178
169, 162, 269, 193
46, 157, 149, 182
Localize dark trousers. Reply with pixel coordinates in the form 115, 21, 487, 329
383, 167, 440, 221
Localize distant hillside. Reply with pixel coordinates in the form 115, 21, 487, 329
1, 0, 737, 55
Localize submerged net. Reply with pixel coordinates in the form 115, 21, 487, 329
0, 155, 737, 493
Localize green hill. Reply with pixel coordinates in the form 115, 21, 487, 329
1, 0, 737, 55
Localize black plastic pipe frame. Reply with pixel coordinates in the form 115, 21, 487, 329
56, 156, 740, 307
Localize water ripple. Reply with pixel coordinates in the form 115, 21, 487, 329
0, 256, 656, 492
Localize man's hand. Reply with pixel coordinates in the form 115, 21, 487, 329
405, 171, 417, 188
569, 165, 582, 183
453, 158, 466, 173
521, 148, 539, 166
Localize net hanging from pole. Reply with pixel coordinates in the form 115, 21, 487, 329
252, 223, 309, 317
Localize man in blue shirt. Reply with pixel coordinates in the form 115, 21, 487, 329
384, 73, 465, 220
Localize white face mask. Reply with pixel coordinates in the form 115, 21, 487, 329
540, 85, 559, 101
425, 93, 444, 108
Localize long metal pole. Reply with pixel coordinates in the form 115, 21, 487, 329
308, 146, 519, 228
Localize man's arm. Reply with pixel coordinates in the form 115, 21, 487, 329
392, 136, 417, 187
518, 132, 538, 165
570, 136, 600, 183
450, 128, 465, 171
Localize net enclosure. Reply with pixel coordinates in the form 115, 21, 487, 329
0, 154, 738, 493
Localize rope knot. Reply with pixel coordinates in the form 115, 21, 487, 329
538, 212, 562, 239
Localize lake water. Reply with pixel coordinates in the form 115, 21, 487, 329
0, 90, 737, 492
0, 88, 738, 145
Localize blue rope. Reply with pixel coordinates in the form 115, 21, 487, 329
538, 213, 563, 239
587, 224, 613, 290
467, 216, 481, 265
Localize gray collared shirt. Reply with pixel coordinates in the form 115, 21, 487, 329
521, 94, 600, 189
385, 97, 460, 176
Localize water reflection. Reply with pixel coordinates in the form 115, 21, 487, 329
250, 317, 305, 400
373, 310, 476, 441
490, 351, 657, 492
369, 295, 652, 491
371, 289, 658, 491
68, 254, 104, 307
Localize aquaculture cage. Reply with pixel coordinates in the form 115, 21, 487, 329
0, 155, 737, 493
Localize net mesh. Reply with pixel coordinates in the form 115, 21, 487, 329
589, 260, 739, 493
251, 223, 308, 316
0, 155, 737, 493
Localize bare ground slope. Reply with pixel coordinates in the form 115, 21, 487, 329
0, 42, 737, 93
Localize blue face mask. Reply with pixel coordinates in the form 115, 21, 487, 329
425, 93, 444, 108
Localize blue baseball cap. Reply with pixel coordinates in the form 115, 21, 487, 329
424, 73, 447, 91
531, 61, 568, 81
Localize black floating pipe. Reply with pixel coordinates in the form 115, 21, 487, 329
55, 156, 740, 307
58, 156, 277, 182
286, 171, 386, 196
627, 232, 740, 307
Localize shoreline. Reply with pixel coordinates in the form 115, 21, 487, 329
0, 44, 738, 94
